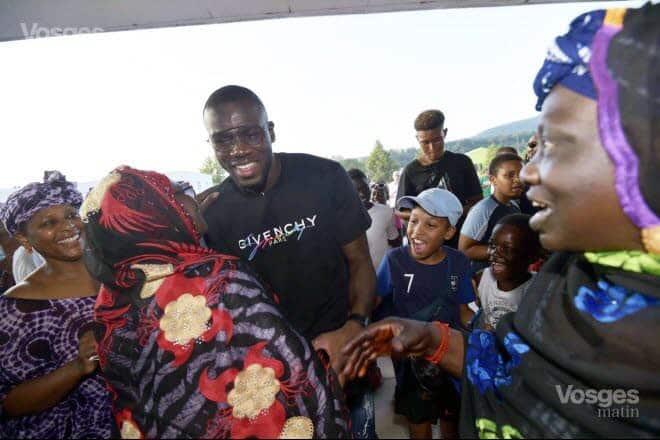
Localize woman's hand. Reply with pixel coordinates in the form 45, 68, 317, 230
76, 331, 99, 375
3, 330, 101, 416
341, 318, 441, 381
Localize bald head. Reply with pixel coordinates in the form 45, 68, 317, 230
203, 85, 266, 116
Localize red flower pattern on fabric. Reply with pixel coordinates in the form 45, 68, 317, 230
152, 269, 233, 367
199, 342, 290, 438
94, 287, 130, 369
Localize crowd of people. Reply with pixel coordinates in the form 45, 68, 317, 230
0, 3, 658, 438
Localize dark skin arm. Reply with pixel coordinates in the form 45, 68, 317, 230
2, 331, 98, 417
342, 234, 377, 317
196, 188, 220, 214
342, 317, 465, 380
313, 234, 376, 384
459, 234, 489, 261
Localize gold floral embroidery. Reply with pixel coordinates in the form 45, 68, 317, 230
131, 264, 175, 298
227, 364, 281, 419
159, 293, 211, 344
120, 420, 142, 439
80, 171, 121, 220
279, 416, 314, 439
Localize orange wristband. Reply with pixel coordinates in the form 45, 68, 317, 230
425, 321, 450, 365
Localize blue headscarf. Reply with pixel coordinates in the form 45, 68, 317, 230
533, 10, 604, 111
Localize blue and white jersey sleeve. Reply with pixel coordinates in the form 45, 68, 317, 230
460, 197, 496, 241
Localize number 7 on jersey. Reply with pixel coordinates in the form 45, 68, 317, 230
404, 274, 414, 294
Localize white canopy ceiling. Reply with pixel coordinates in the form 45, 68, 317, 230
1, 0, 612, 42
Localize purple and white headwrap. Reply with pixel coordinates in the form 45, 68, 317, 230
533, 5, 660, 253
0, 171, 83, 236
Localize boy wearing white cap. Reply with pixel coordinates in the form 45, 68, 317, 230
377, 188, 475, 439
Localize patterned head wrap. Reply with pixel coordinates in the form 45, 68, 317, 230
81, 166, 202, 289
0, 171, 83, 236
533, 10, 603, 111
533, 4, 660, 253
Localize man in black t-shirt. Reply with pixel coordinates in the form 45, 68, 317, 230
200, 85, 376, 384
396, 110, 483, 247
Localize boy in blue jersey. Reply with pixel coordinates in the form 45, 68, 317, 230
378, 188, 475, 439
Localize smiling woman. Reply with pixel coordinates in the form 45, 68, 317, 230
0, 171, 113, 438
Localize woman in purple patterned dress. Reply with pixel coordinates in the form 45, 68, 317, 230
0, 171, 113, 438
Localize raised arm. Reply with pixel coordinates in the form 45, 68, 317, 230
459, 234, 489, 261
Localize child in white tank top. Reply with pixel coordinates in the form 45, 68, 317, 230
476, 214, 542, 330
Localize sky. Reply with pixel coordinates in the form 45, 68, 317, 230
0, 0, 645, 188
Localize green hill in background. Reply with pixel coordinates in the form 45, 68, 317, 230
465, 146, 491, 165
473, 116, 539, 139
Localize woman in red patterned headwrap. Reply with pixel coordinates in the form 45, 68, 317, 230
82, 166, 349, 439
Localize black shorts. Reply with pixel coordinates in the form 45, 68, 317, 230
393, 358, 460, 424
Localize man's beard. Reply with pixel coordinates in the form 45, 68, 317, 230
238, 155, 272, 195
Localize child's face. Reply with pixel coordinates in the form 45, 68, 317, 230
407, 206, 455, 263
490, 160, 523, 199
521, 86, 642, 252
488, 224, 532, 282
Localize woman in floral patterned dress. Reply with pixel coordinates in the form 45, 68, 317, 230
82, 166, 350, 438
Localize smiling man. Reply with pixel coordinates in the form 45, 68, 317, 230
201, 85, 377, 436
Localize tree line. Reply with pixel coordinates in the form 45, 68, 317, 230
333, 131, 535, 183
199, 131, 535, 185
